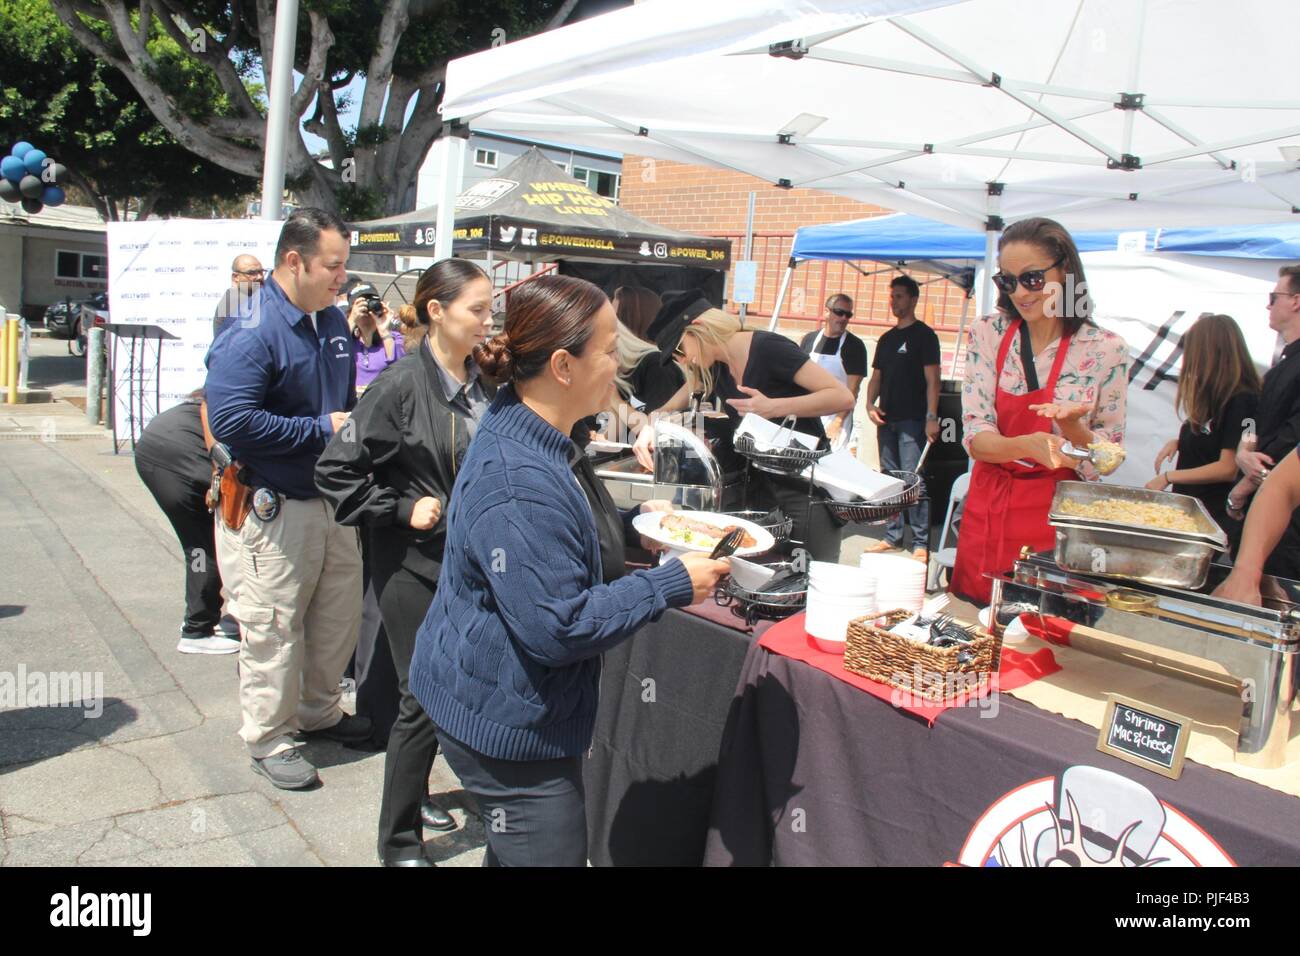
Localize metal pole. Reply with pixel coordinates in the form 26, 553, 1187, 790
949, 292, 971, 379
767, 262, 794, 332
18, 316, 29, 390
87, 326, 106, 425
0, 309, 7, 389
433, 133, 467, 260
979, 228, 998, 320
260, 0, 300, 221
739, 191, 755, 323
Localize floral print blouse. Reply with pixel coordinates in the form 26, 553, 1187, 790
962, 313, 1128, 481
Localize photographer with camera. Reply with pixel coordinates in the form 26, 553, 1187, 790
347, 281, 404, 396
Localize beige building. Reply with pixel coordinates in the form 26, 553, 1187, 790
0, 203, 107, 322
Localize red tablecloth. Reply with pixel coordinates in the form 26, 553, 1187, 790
758, 612, 1060, 724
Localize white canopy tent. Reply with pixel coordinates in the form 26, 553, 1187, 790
435, 0, 1300, 325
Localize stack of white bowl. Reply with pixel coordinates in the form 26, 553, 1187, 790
805, 561, 876, 653
859, 552, 927, 613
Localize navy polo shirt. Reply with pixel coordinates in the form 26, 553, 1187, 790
204, 275, 357, 499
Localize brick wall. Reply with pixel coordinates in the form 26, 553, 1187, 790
619, 154, 975, 350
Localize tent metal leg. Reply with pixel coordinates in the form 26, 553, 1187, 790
767, 263, 794, 332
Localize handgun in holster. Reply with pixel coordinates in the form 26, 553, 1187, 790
207, 441, 233, 510
199, 399, 252, 530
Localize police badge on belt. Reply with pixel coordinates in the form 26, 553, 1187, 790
252, 487, 281, 521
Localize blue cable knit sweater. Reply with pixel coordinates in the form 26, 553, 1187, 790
409, 385, 695, 761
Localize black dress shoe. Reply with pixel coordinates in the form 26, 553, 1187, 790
302, 714, 375, 749
421, 798, 458, 832
383, 855, 435, 867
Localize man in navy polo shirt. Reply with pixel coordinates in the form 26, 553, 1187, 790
206, 208, 369, 790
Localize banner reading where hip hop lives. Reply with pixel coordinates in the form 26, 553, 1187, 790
105, 219, 282, 437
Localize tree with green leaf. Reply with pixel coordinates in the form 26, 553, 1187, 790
0, 0, 259, 219
47, 0, 593, 229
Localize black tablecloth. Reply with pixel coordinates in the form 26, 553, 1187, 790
703, 644, 1300, 867
584, 607, 754, 866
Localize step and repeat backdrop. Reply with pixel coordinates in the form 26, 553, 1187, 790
105, 219, 281, 444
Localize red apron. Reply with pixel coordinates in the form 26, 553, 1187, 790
950, 321, 1077, 605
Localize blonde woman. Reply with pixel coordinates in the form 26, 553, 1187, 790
1147, 314, 1260, 544
634, 308, 854, 560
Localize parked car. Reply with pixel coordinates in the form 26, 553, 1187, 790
44, 291, 108, 356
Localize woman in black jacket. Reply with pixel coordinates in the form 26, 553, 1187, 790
316, 258, 494, 867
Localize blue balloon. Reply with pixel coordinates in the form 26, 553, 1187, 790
23, 149, 47, 176
42, 185, 65, 207
0, 155, 24, 183
11, 141, 33, 159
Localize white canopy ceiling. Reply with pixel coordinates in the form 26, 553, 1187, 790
440, 0, 1300, 232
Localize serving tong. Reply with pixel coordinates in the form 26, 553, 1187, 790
1014, 441, 1115, 472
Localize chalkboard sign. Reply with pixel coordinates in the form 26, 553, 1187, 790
1096, 695, 1190, 780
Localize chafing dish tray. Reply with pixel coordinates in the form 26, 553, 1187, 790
1049, 481, 1228, 547
1048, 482, 1228, 589
991, 552, 1300, 768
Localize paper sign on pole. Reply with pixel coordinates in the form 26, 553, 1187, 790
732, 260, 758, 304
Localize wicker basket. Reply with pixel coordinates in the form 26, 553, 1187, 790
843, 609, 1002, 702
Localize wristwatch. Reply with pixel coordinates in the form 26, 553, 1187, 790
925, 412, 939, 422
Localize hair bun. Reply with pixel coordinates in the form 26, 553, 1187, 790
474, 332, 514, 381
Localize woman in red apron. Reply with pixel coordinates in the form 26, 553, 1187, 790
951, 218, 1129, 605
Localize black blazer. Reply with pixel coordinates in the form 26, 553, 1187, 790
315, 340, 492, 585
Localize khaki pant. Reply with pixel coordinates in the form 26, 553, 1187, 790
215, 497, 363, 758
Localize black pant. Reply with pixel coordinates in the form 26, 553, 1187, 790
438, 731, 587, 867
354, 539, 399, 744
751, 472, 844, 563
375, 565, 442, 862
135, 460, 221, 637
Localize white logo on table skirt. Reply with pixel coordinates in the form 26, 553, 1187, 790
955, 765, 1235, 867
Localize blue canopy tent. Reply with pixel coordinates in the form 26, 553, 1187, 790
770, 213, 1300, 374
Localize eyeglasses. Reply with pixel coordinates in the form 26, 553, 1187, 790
992, 258, 1064, 295
828, 307, 853, 319
1269, 291, 1300, 306
235, 269, 265, 278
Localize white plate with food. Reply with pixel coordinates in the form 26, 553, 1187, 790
632, 510, 776, 559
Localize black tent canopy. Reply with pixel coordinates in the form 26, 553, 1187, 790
349, 148, 731, 270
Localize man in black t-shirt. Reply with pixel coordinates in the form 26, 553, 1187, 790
865, 275, 942, 560
799, 294, 868, 449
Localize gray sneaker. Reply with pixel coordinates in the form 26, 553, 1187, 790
251, 748, 319, 790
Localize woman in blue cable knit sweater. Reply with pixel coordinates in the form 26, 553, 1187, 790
409, 275, 731, 867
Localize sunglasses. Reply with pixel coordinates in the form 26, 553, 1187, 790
828, 307, 853, 319
992, 257, 1064, 295
1269, 291, 1300, 306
